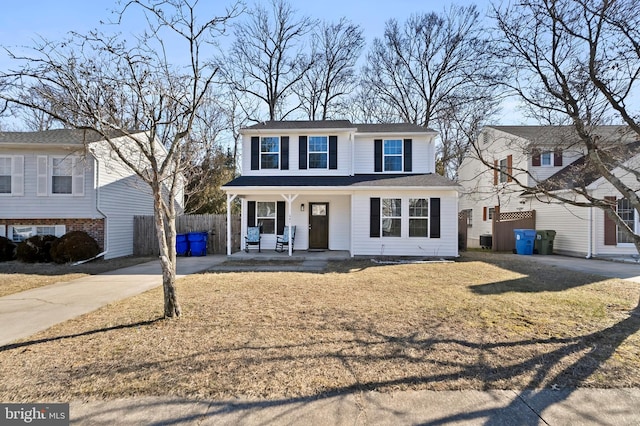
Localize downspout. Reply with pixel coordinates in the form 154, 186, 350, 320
74, 148, 108, 264
586, 206, 593, 259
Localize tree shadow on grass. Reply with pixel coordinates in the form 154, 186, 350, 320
0, 318, 163, 353
67, 303, 640, 425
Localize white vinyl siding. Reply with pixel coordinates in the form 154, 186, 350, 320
354, 134, 435, 174
352, 191, 458, 257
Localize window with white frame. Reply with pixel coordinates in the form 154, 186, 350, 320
617, 198, 636, 244
0, 157, 10, 194
256, 201, 276, 234
541, 151, 552, 166
409, 198, 429, 237
260, 137, 279, 169
499, 158, 508, 183
52, 157, 73, 194
383, 140, 402, 172
382, 198, 402, 237
10, 225, 63, 242
488, 207, 495, 220
308, 136, 328, 169
463, 209, 473, 227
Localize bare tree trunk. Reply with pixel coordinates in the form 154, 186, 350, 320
153, 186, 181, 318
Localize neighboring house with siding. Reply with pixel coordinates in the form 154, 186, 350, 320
222, 120, 459, 257
0, 129, 179, 259
457, 125, 639, 257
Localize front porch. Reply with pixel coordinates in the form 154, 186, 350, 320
228, 250, 351, 261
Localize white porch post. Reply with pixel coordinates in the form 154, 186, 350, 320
281, 193, 299, 256
226, 193, 237, 256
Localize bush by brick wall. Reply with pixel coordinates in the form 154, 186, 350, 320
0, 218, 104, 250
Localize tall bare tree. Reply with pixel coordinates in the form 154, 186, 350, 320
294, 18, 365, 120
0, 0, 240, 317
225, 0, 315, 121
488, 0, 640, 253
360, 5, 498, 175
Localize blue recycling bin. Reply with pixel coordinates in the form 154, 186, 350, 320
176, 234, 189, 256
187, 232, 208, 256
514, 229, 536, 255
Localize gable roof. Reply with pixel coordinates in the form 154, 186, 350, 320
529, 140, 640, 193
241, 120, 436, 134
223, 173, 458, 190
0, 129, 145, 146
487, 125, 632, 145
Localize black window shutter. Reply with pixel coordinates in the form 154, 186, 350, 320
251, 137, 259, 170
329, 135, 338, 169
404, 139, 412, 172
281, 136, 289, 170
277, 201, 285, 235
370, 198, 381, 238
247, 201, 256, 227
430, 198, 441, 238
299, 136, 307, 169
374, 139, 383, 172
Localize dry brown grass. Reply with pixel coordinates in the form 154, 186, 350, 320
0, 252, 638, 402
0, 256, 156, 297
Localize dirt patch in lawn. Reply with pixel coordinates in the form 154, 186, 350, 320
0, 256, 156, 297
0, 252, 639, 402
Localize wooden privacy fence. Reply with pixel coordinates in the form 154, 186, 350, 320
133, 214, 241, 256
492, 208, 536, 252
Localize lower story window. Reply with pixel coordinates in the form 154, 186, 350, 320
409, 198, 429, 237
10, 225, 62, 242
256, 202, 276, 234
382, 198, 402, 237
617, 198, 636, 244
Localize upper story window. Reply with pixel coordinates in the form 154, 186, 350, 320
37, 155, 83, 196
52, 157, 73, 194
384, 140, 402, 171
0, 156, 23, 196
499, 158, 508, 183
532, 148, 562, 167
494, 155, 512, 185
308, 136, 328, 169
0, 157, 11, 194
260, 137, 280, 169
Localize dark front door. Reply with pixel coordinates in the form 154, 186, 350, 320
308, 202, 329, 249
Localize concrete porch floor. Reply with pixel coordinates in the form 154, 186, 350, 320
227, 250, 351, 261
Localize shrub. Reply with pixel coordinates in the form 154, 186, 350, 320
16, 235, 58, 263
50, 231, 100, 264
0, 236, 17, 262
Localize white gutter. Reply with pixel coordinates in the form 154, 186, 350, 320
83, 148, 108, 262
586, 206, 593, 259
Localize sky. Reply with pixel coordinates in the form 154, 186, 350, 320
0, 0, 525, 126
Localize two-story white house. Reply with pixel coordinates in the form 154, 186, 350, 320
457, 125, 640, 257
222, 120, 460, 257
0, 129, 181, 259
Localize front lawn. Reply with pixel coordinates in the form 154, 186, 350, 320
0, 252, 638, 401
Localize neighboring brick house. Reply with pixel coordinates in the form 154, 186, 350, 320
457, 125, 640, 257
222, 120, 460, 257
0, 129, 180, 259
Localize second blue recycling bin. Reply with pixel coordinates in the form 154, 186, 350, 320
514, 229, 536, 255
187, 232, 208, 256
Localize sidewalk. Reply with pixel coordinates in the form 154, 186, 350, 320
70, 388, 640, 425
0, 255, 226, 347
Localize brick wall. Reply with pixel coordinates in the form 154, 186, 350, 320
0, 218, 105, 250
